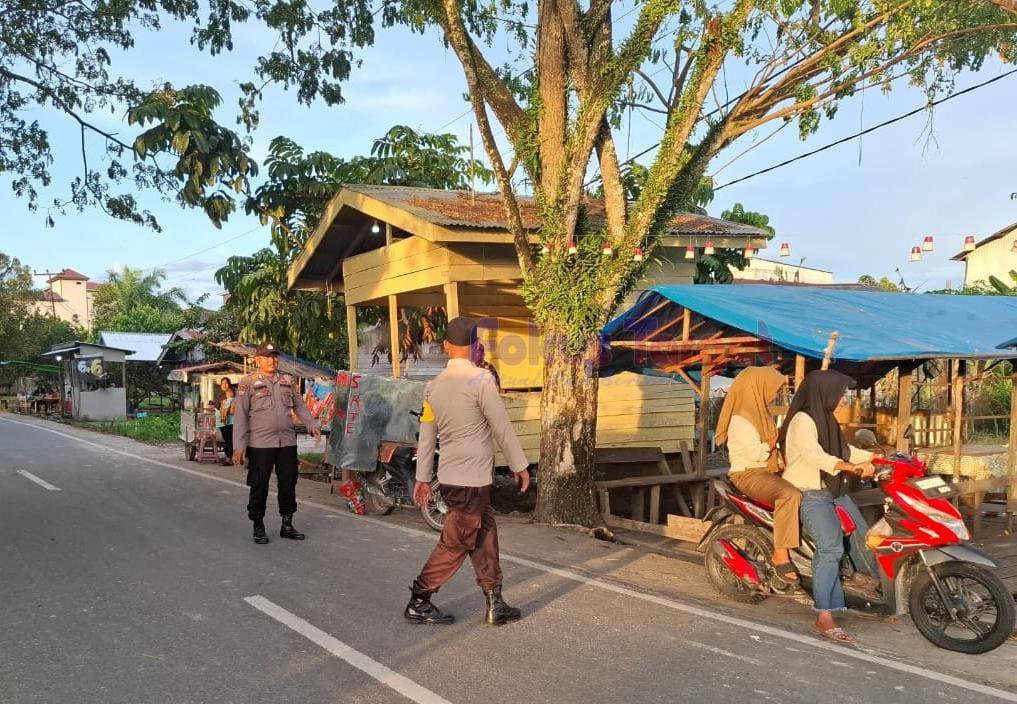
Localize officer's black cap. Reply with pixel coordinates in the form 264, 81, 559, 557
254, 342, 281, 357
445, 317, 478, 346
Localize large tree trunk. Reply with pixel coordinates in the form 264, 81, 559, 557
534, 333, 601, 526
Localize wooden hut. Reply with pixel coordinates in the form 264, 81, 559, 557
286, 184, 767, 461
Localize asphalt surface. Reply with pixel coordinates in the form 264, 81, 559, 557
2, 415, 1017, 704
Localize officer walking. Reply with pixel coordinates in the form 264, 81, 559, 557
232, 342, 321, 544
405, 317, 530, 626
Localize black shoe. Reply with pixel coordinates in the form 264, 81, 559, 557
252, 520, 269, 544
280, 515, 305, 540
404, 580, 454, 625
483, 585, 521, 626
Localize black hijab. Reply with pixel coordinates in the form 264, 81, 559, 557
778, 369, 856, 463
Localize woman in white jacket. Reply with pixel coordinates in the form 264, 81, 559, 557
715, 367, 801, 582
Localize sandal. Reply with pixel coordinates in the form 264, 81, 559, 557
814, 626, 856, 644
774, 561, 800, 582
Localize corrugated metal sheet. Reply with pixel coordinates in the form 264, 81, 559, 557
213, 342, 335, 379
97, 332, 173, 362
343, 184, 767, 237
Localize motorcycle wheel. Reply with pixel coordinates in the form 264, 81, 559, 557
420, 479, 447, 532
703, 523, 772, 604
359, 473, 395, 516
909, 561, 1016, 654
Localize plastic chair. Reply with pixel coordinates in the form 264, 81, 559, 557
195, 411, 220, 464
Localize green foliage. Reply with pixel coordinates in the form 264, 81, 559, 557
209, 123, 484, 369
858, 274, 903, 291
0, 254, 34, 355
988, 269, 1017, 294
98, 412, 180, 443
90, 267, 193, 334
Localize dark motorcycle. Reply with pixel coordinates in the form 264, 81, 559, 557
357, 411, 448, 532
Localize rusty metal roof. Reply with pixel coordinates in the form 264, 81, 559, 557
342, 184, 767, 237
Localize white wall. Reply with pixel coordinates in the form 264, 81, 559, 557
964, 227, 1017, 287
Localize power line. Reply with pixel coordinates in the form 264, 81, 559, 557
156, 224, 266, 269
714, 67, 1017, 191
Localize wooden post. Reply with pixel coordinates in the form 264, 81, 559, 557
951, 361, 964, 486
385, 222, 393, 246
443, 282, 460, 320
388, 295, 401, 378
896, 367, 913, 453
1008, 370, 1017, 532
794, 354, 806, 391
681, 308, 691, 341
698, 360, 711, 476
346, 304, 358, 372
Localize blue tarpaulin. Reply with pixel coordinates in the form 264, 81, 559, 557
602, 285, 1017, 362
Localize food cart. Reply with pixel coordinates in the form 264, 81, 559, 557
168, 361, 245, 461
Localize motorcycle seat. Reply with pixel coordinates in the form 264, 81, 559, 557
722, 481, 775, 512
378, 441, 415, 464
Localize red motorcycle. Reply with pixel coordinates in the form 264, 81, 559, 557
699, 430, 1015, 654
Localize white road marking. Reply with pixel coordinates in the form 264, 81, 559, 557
685, 640, 762, 666
5, 415, 1017, 702
244, 595, 453, 704
16, 470, 60, 491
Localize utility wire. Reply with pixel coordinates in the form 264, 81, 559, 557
713, 68, 1017, 190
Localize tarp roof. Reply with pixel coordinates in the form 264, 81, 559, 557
98, 332, 173, 362
213, 342, 335, 379
602, 284, 1017, 362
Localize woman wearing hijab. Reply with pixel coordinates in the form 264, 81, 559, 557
715, 366, 802, 582
779, 369, 876, 644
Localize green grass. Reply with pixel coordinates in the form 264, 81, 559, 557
98, 412, 180, 444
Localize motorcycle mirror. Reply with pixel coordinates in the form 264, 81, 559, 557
854, 428, 878, 448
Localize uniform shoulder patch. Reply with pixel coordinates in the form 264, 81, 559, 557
419, 401, 436, 423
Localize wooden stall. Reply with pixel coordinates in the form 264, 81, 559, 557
286, 184, 767, 461
601, 283, 1017, 538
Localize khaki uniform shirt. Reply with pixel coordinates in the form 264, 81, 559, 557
414, 359, 529, 487
233, 371, 318, 452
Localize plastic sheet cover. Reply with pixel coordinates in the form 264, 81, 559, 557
325, 372, 425, 473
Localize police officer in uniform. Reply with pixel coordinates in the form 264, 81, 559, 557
232, 342, 321, 544
404, 317, 530, 626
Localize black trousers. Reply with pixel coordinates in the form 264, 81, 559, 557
220, 424, 234, 458
246, 445, 299, 520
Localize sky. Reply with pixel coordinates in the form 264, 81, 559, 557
2, 9, 1016, 306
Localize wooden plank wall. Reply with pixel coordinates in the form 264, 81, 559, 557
343, 237, 451, 305
495, 372, 696, 466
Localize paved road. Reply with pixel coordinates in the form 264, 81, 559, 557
2, 415, 1016, 704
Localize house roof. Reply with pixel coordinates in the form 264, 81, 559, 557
30, 290, 67, 303
602, 284, 1017, 363
97, 332, 173, 362
154, 329, 207, 365
167, 360, 245, 383
86, 281, 101, 291
47, 268, 89, 282
213, 342, 335, 379
42, 341, 134, 357
289, 184, 769, 290
951, 221, 1017, 260
344, 184, 766, 237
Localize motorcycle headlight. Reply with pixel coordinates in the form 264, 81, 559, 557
896, 493, 970, 541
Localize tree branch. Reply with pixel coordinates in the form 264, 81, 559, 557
439, 0, 533, 275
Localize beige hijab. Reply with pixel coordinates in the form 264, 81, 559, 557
714, 367, 787, 471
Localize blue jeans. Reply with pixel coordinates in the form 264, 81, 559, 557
800, 492, 875, 612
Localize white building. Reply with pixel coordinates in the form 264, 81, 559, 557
27, 268, 98, 329
734, 257, 834, 285
951, 222, 1017, 288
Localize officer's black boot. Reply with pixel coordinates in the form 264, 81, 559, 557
404, 580, 454, 625
252, 519, 270, 544
483, 585, 521, 626
280, 514, 305, 540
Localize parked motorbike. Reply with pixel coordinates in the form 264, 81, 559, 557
356, 411, 448, 532
698, 428, 1015, 654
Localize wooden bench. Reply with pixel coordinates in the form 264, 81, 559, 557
595, 468, 728, 527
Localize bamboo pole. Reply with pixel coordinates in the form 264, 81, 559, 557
794, 354, 806, 391
682, 308, 691, 341
820, 332, 839, 370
